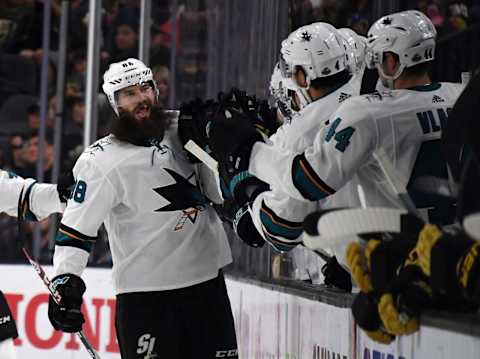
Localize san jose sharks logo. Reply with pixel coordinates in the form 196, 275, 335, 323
153, 168, 210, 231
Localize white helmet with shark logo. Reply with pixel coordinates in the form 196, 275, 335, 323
279, 22, 348, 108
102, 58, 159, 116
338, 27, 367, 74
366, 10, 437, 87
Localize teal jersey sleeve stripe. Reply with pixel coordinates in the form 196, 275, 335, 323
22, 181, 38, 221
260, 202, 303, 240
292, 154, 335, 201
55, 232, 93, 253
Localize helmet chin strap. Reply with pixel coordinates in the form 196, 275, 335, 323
376, 62, 405, 90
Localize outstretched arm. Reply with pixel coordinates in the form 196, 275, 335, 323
0, 169, 67, 220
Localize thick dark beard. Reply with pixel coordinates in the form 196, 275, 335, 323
112, 104, 170, 146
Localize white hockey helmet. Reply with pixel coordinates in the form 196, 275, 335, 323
366, 10, 436, 86
280, 22, 348, 107
338, 28, 366, 74
102, 58, 159, 116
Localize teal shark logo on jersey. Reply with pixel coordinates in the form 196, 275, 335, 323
153, 169, 209, 231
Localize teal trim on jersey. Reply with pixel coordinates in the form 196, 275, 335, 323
260, 211, 302, 240
22, 182, 38, 221
408, 83, 441, 92
292, 155, 333, 201
229, 171, 252, 196
55, 232, 93, 253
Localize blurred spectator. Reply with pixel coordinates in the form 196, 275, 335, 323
66, 49, 87, 98
4, 134, 26, 172
313, 0, 351, 28
152, 65, 170, 107
448, 1, 469, 30
0, 0, 40, 53
63, 96, 85, 146
26, 104, 40, 130
26, 99, 55, 132
347, 0, 372, 35
427, 2, 445, 29
13, 131, 54, 180
104, 7, 139, 64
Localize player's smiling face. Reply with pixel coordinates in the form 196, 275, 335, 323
116, 83, 155, 122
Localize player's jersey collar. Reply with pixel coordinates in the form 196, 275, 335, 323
407, 82, 442, 92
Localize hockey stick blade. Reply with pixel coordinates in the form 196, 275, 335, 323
22, 248, 101, 359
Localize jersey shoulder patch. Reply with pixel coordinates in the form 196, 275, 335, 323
77, 135, 137, 176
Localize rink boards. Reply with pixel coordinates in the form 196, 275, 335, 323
1, 264, 479, 358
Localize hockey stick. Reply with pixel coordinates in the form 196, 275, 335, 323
17, 188, 101, 359
21, 248, 101, 359
411, 175, 457, 199
184, 140, 219, 174
373, 148, 425, 221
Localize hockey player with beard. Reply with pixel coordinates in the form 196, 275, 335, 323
205, 10, 464, 266
0, 169, 72, 359
47, 58, 237, 359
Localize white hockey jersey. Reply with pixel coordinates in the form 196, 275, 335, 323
250, 83, 464, 225
250, 79, 359, 251
54, 122, 232, 295
0, 169, 64, 220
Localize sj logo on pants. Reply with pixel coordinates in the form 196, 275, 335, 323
215, 349, 238, 357
137, 333, 157, 358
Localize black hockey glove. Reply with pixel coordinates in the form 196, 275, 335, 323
57, 170, 75, 203
219, 88, 278, 137
178, 98, 215, 163
321, 256, 352, 293
232, 203, 265, 248
208, 107, 265, 205
352, 292, 396, 344
256, 99, 279, 137
48, 274, 86, 333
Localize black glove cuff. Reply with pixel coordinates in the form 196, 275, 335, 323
233, 204, 265, 248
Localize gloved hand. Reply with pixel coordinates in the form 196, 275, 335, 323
208, 107, 265, 205
346, 237, 422, 340
232, 203, 265, 248
48, 273, 86, 333
57, 170, 75, 203
352, 292, 395, 344
178, 98, 215, 163
218, 88, 279, 137
377, 265, 432, 336
321, 256, 352, 293
346, 237, 416, 293
256, 99, 279, 137
405, 224, 480, 304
